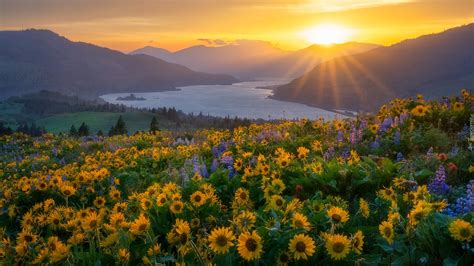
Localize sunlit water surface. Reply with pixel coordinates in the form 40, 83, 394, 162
100, 80, 343, 120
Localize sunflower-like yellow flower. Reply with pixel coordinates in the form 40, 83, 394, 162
411, 105, 428, 117
118, 248, 130, 263
82, 212, 101, 232
17, 228, 38, 244
407, 202, 431, 226
289, 233, 316, 260
452, 102, 464, 112
310, 162, 323, 175
351, 230, 364, 255
129, 213, 150, 236
109, 212, 129, 229
448, 219, 474, 242
297, 146, 309, 159
47, 236, 69, 263
234, 188, 250, 205
325, 234, 351, 260
327, 206, 349, 224
369, 124, 379, 134
147, 243, 162, 256
234, 158, 244, 171
269, 195, 285, 210
140, 197, 152, 210
208, 227, 235, 254
233, 211, 256, 231
311, 140, 322, 152
237, 230, 263, 261
169, 201, 184, 214
190, 191, 208, 207
93, 196, 106, 209
292, 212, 311, 231
156, 193, 167, 206
276, 155, 291, 168
378, 186, 396, 201
379, 221, 394, 245
358, 198, 370, 218
60, 184, 76, 197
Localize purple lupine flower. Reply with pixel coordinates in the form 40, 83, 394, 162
337, 131, 344, 143
221, 155, 234, 167
445, 197, 471, 217
457, 125, 469, 141
428, 165, 450, 195
467, 180, 474, 211
449, 145, 459, 157
393, 116, 400, 127
380, 117, 393, 132
350, 131, 357, 145
393, 130, 401, 145
227, 165, 235, 178
370, 138, 380, 149
426, 147, 434, 157
357, 128, 363, 143
341, 147, 350, 159
396, 152, 404, 162
192, 155, 201, 174
400, 113, 408, 124
211, 159, 219, 173
323, 147, 335, 161
200, 164, 209, 178
444, 181, 474, 216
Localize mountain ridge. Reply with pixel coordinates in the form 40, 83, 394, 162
130, 41, 380, 79
271, 23, 474, 111
0, 29, 238, 100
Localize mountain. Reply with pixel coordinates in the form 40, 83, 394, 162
0, 30, 237, 100
130, 41, 380, 80
272, 24, 474, 111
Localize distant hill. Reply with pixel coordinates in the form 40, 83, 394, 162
130, 41, 379, 80
0, 29, 237, 100
272, 24, 474, 111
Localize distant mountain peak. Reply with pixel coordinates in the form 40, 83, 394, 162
272, 23, 474, 111
0, 29, 238, 100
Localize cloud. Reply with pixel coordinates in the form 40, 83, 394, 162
292, 0, 415, 13
197, 38, 229, 46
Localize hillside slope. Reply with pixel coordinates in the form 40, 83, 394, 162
272, 24, 474, 111
0, 29, 237, 99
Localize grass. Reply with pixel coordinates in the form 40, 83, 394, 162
0, 102, 24, 127
35, 111, 174, 134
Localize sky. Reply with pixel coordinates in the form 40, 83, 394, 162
0, 0, 473, 52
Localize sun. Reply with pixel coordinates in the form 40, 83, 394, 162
301, 24, 353, 45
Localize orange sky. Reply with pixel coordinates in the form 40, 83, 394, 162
0, 0, 473, 52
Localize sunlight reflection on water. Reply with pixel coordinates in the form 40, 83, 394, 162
100, 80, 343, 120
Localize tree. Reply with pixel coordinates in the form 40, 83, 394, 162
78, 122, 89, 136
108, 126, 116, 137
0, 122, 13, 135
69, 125, 78, 137
97, 130, 104, 136
150, 116, 159, 132
108, 115, 127, 136
114, 115, 127, 135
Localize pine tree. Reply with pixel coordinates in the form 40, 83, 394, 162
150, 116, 159, 132
78, 122, 89, 136
97, 130, 104, 136
114, 115, 127, 135
69, 125, 78, 137
0, 122, 13, 135
108, 126, 116, 137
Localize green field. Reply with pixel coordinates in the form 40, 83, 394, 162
0, 102, 24, 127
36, 111, 178, 134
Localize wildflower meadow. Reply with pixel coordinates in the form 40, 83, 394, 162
0, 89, 472, 265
